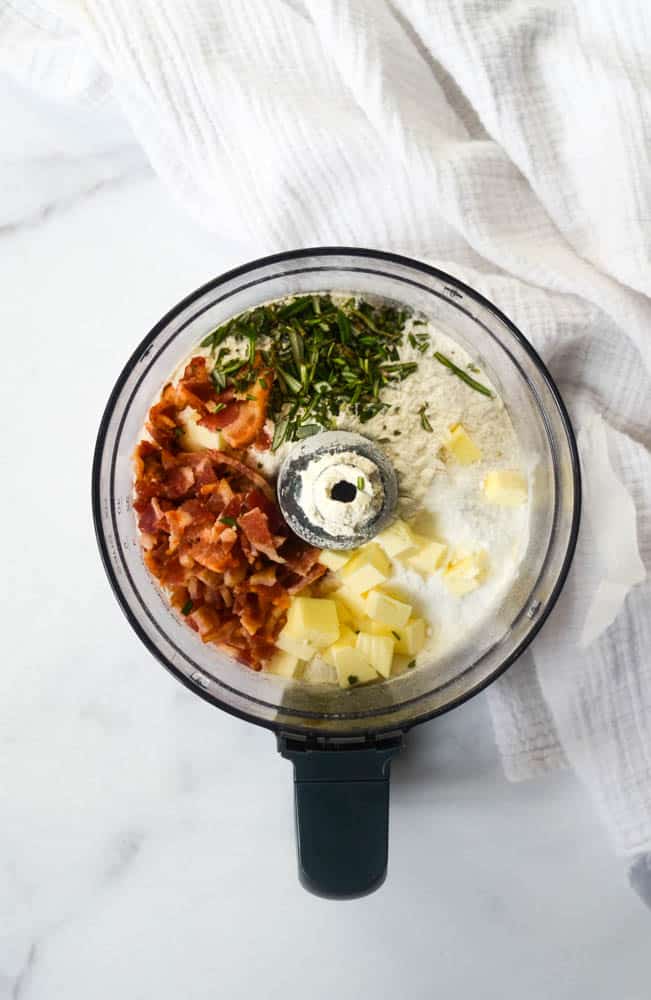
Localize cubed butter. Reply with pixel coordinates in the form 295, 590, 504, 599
266, 650, 299, 678
447, 423, 482, 465
365, 589, 412, 629
332, 596, 355, 627
283, 597, 340, 648
392, 618, 427, 656
482, 470, 528, 507
275, 629, 317, 661
375, 519, 417, 558
335, 586, 369, 621
178, 406, 224, 451
339, 543, 391, 595
444, 551, 489, 596
332, 646, 379, 689
407, 540, 448, 575
318, 549, 355, 573
321, 625, 357, 666
356, 632, 395, 679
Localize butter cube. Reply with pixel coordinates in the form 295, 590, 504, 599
333, 597, 355, 627
407, 540, 448, 575
447, 423, 482, 465
284, 597, 340, 648
444, 551, 489, 596
266, 650, 299, 678
335, 586, 369, 621
319, 549, 355, 573
365, 619, 393, 636
365, 589, 412, 629
321, 625, 357, 666
375, 519, 417, 558
275, 629, 317, 661
356, 632, 395, 679
482, 470, 528, 507
178, 406, 224, 451
339, 543, 391, 595
332, 646, 379, 688
392, 618, 426, 656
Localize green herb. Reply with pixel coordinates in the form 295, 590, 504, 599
220, 516, 237, 527
173, 426, 184, 439
271, 418, 288, 451
245, 394, 257, 402
258, 377, 268, 389
393, 430, 401, 436
407, 659, 416, 669
356, 476, 365, 491
391, 630, 401, 640
467, 363, 480, 373
347, 675, 359, 686
213, 402, 226, 414
295, 423, 322, 440
434, 352, 493, 397
181, 599, 193, 616
211, 368, 226, 391
205, 295, 415, 447
418, 404, 433, 432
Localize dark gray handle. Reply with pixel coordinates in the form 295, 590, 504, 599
279, 739, 402, 899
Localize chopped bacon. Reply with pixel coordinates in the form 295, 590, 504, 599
220, 364, 273, 449
133, 352, 326, 671
249, 565, 277, 587
238, 508, 286, 563
281, 538, 322, 576
286, 562, 327, 594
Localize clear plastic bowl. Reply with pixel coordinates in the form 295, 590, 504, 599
92, 248, 580, 740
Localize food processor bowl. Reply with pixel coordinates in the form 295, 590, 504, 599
93, 248, 580, 898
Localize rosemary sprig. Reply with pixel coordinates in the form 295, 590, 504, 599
434, 352, 493, 397
204, 294, 416, 450
418, 404, 433, 432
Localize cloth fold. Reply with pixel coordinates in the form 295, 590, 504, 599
3, 1, 650, 865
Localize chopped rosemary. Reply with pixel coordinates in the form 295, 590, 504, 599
407, 659, 416, 669
173, 426, 184, 439
418, 404, 433, 432
356, 476, 365, 491
203, 295, 415, 450
347, 675, 359, 686
220, 516, 236, 527
434, 352, 493, 397
181, 599, 193, 616
391, 630, 401, 641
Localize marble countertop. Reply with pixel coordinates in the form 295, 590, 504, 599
2, 80, 648, 1000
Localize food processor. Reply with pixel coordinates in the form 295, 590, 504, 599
92, 248, 581, 899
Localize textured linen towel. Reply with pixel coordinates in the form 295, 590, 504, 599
3, 0, 650, 892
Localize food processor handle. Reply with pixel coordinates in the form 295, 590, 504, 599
278, 738, 402, 899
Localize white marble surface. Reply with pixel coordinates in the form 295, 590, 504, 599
2, 81, 649, 1000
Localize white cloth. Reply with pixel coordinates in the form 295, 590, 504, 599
4, 1, 650, 859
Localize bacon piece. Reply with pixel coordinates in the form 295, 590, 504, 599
219, 368, 273, 449
281, 539, 322, 576
238, 508, 286, 563
209, 451, 274, 499
253, 426, 272, 451
137, 497, 168, 534
249, 565, 277, 587
286, 562, 327, 594
188, 605, 222, 640
162, 464, 195, 499
199, 401, 240, 431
